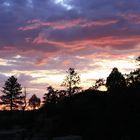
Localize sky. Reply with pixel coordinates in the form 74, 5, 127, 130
0, 0, 140, 98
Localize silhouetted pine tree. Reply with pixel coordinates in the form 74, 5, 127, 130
61, 68, 81, 96
43, 86, 58, 105
29, 94, 41, 110
106, 68, 126, 91
1, 76, 24, 111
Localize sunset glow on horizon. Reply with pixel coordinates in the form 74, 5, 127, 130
0, 0, 140, 98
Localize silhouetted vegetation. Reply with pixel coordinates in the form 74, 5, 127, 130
0, 58, 140, 139
43, 86, 58, 105
0, 76, 24, 111
106, 67, 126, 91
90, 78, 105, 90
136, 56, 140, 63
61, 68, 81, 96
29, 94, 41, 110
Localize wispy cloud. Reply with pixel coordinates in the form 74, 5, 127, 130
0, 0, 140, 96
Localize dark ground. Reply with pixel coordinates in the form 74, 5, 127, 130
0, 86, 140, 140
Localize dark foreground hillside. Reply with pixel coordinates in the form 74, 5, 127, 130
0, 86, 140, 140
42, 87, 140, 140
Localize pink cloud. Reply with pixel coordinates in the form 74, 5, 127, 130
18, 19, 82, 31
32, 33, 67, 47
35, 57, 48, 65
30, 33, 140, 67
120, 13, 140, 24
33, 32, 140, 49
18, 23, 40, 31
18, 18, 118, 31
80, 19, 118, 27
63, 60, 71, 65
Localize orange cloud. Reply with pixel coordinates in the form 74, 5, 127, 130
63, 60, 71, 65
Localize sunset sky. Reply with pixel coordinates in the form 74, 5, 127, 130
0, 0, 140, 98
